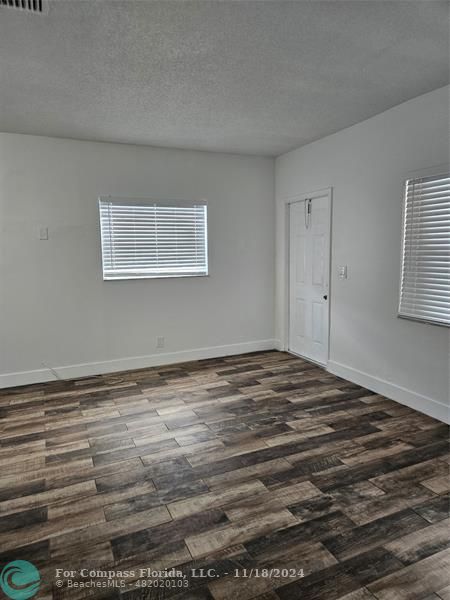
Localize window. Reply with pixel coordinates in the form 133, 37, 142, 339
99, 198, 208, 280
399, 173, 450, 326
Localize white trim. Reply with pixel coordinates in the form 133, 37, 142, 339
278, 186, 333, 205
328, 360, 449, 425
286, 187, 332, 366
289, 350, 327, 369
397, 171, 450, 329
0, 339, 277, 389
98, 198, 209, 281
273, 339, 284, 351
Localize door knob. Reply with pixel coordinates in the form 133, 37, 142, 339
323, 295, 328, 300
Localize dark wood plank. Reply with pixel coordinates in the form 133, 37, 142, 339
322, 508, 429, 560
0, 350, 446, 600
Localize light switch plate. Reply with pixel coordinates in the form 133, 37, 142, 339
338, 265, 348, 279
39, 227, 49, 240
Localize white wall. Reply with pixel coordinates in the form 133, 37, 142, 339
2, 89, 449, 425
0, 134, 275, 386
276, 86, 450, 423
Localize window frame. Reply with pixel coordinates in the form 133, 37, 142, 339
98, 197, 209, 281
398, 171, 450, 328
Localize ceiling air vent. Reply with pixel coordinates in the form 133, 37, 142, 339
0, 0, 48, 13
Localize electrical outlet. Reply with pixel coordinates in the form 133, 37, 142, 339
39, 227, 49, 240
156, 336, 165, 349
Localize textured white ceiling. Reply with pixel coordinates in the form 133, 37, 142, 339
0, 0, 448, 156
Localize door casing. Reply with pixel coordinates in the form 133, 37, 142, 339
284, 188, 332, 367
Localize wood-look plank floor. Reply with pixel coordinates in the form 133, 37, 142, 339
0, 351, 448, 600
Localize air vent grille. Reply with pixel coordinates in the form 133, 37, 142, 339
1, 0, 46, 13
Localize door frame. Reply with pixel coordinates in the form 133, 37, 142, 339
284, 187, 333, 367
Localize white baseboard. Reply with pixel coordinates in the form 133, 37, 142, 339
5, 345, 447, 426
0, 339, 278, 389
273, 339, 284, 351
328, 360, 449, 425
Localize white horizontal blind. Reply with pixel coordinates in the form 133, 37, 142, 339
399, 173, 450, 326
99, 199, 208, 280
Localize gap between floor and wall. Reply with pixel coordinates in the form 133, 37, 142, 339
1, 340, 448, 425
0, 339, 277, 389
327, 360, 449, 426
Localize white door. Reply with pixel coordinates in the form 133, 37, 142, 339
289, 193, 331, 365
